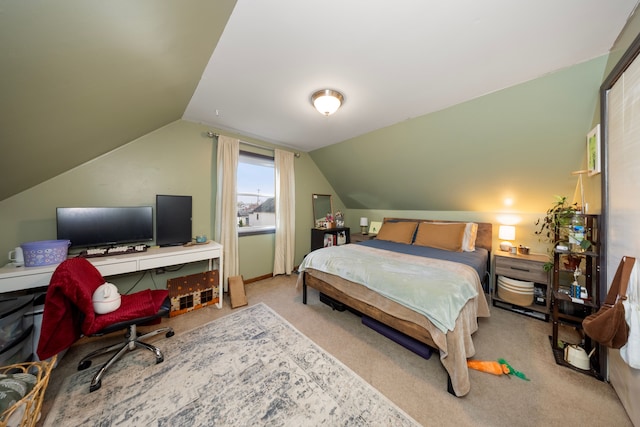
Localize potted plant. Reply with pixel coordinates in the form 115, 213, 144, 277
535, 196, 578, 242
535, 196, 592, 271
563, 254, 582, 271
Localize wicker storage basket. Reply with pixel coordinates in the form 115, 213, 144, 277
497, 275, 534, 306
0, 355, 56, 427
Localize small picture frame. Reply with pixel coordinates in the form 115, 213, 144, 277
587, 124, 601, 176
369, 221, 382, 235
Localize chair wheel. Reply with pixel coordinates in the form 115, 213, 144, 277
166, 330, 175, 338
90, 379, 101, 393
78, 360, 92, 371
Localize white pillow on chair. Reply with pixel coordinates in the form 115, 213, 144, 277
92, 282, 121, 314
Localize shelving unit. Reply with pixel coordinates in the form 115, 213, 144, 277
310, 227, 350, 252
492, 252, 550, 321
550, 214, 602, 378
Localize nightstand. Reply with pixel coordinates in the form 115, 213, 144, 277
493, 252, 550, 320
350, 233, 375, 243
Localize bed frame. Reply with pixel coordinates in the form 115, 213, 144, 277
302, 217, 493, 395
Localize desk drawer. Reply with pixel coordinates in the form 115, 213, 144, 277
94, 260, 138, 277
0, 272, 52, 293
139, 253, 209, 270
495, 258, 548, 284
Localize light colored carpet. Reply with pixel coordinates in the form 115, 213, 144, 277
43, 303, 419, 426
40, 274, 633, 426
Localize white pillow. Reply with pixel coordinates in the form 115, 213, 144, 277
92, 282, 122, 314
463, 222, 478, 252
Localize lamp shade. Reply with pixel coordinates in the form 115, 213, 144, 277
311, 89, 344, 116
498, 225, 516, 241
498, 225, 516, 251
360, 217, 369, 227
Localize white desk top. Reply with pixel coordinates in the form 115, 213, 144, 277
0, 241, 223, 293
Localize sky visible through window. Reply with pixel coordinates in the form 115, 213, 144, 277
237, 161, 274, 205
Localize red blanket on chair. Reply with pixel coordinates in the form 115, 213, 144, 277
37, 257, 168, 360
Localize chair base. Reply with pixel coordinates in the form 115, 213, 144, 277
78, 323, 175, 392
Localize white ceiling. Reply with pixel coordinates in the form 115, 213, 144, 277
184, 0, 639, 152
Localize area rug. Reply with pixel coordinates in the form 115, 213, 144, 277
44, 303, 420, 426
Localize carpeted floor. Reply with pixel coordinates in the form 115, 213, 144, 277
43, 303, 418, 426
39, 274, 633, 426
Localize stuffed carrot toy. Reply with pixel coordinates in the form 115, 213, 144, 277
466, 360, 509, 376
467, 359, 530, 381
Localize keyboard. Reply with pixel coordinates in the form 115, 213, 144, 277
81, 245, 148, 258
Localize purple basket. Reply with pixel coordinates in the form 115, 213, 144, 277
21, 240, 70, 267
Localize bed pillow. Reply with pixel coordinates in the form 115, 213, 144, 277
431, 222, 478, 252
462, 222, 478, 252
375, 221, 418, 244
413, 222, 466, 252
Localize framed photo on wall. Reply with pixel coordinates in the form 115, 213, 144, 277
587, 124, 601, 176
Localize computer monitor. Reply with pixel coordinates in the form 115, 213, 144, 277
156, 195, 192, 247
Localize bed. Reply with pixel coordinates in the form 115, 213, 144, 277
297, 218, 492, 397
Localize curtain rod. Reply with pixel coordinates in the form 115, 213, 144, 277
206, 131, 300, 158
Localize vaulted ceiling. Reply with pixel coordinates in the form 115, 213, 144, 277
1, 0, 638, 202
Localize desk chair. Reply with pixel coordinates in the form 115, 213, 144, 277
37, 258, 174, 392
77, 296, 174, 392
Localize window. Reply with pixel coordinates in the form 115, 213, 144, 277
200, 289, 214, 304
237, 151, 275, 235
179, 294, 194, 310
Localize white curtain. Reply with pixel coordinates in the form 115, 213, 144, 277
273, 149, 295, 275
215, 136, 239, 291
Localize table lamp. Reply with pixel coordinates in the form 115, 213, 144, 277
498, 225, 516, 251
360, 217, 369, 235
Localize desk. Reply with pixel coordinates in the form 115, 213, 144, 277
0, 242, 224, 308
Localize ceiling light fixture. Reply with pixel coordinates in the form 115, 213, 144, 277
311, 89, 344, 116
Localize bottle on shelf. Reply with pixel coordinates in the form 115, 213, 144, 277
569, 215, 586, 253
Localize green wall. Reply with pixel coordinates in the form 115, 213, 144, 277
0, 121, 212, 247
315, 56, 612, 256
0, 120, 342, 288
0, 54, 626, 283
312, 56, 609, 216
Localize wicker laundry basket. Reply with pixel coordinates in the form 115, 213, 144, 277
0, 355, 56, 427
497, 275, 534, 306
